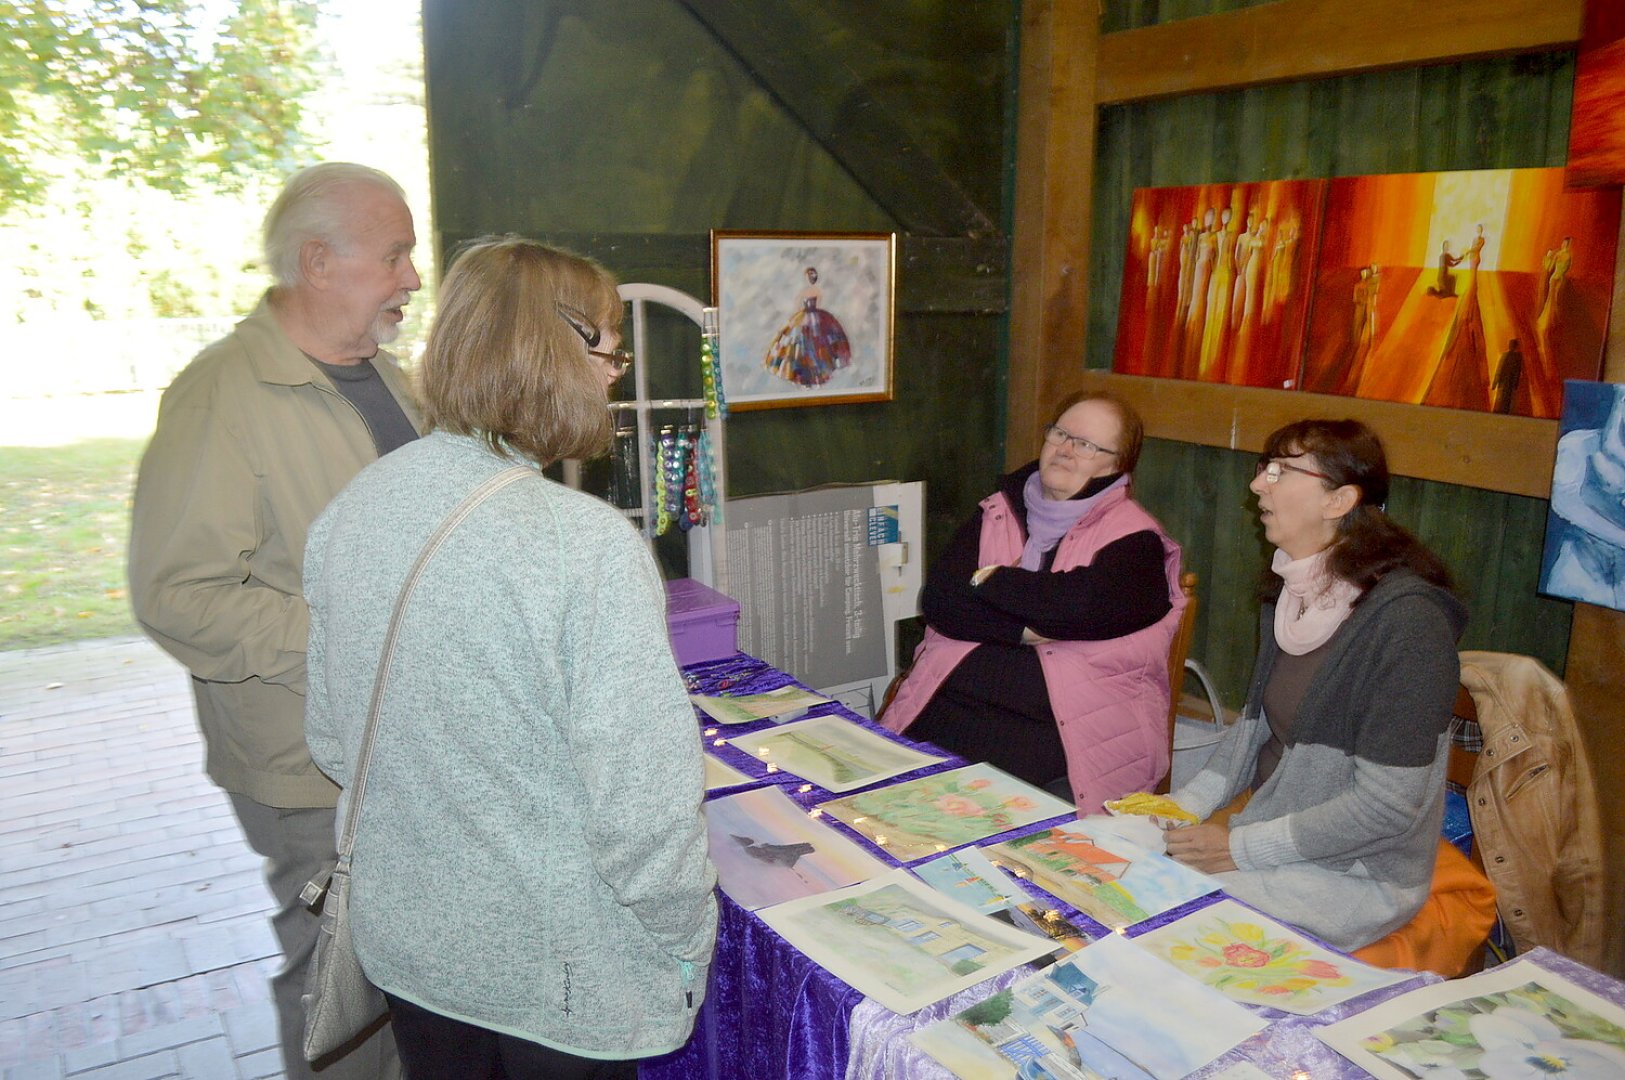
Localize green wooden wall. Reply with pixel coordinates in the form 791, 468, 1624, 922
422, 0, 1016, 570
421, 0, 1580, 707
1090, 14, 1578, 702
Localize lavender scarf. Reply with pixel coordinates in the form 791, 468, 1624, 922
1019, 472, 1128, 570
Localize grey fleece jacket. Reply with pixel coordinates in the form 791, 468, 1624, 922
1171, 571, 1467, 950
304, 432, 717, 1059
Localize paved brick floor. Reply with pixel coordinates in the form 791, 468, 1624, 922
1, 637, 286, 1079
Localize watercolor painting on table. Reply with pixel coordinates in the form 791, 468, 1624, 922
911, 933, 1266, 1080
987, 822, 1217, 930
914, 847, 1032, 916
1113, 178, 1327, 389
1299, 167, 1618, 418
1133, 897, 1404, 1015
703, 752, 753, 791
724, 713, 947, 793
915, 847, 1095, 962
703, 786, 890, 910
818, 764, 1076, 863
1316, 957, 1625, 1080
755, 869, 1055, 1016
690, 685, 832, 725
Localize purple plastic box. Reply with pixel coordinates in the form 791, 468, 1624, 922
664, 578, 741, 667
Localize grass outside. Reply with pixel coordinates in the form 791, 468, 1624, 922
0, 438, 146, 649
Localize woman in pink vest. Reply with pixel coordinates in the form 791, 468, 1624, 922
881, 391, 1186, 813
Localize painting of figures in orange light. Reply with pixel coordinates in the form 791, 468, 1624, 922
1114, 179, 1326, 389
1301, 169, 1618, 418
1568, 2, 1625, 188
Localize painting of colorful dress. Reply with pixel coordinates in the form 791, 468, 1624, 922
1299, 168, 1618, 418
764, 267, 852, 387
1113, 179, 1327, 389
711, 230, 895, 410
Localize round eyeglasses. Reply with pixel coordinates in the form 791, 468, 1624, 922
1255, 459, 1330, 484
1043, 424, 1118, 459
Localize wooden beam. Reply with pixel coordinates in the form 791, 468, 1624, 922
437, 232, 1008, 314
672, 0, 996, 237
1078, 371, 1558, 498
1006, 0, 1099, 469
1096, 0, 1584, 105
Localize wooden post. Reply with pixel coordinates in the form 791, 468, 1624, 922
1006, 0, 1098, 469
1561, 208, 1625, 978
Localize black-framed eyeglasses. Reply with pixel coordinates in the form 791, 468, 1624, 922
557, 302, 634, 376
1255, 459, 1330, 484
1044, 424, 1118, 459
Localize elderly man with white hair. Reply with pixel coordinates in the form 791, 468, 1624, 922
129, 162, 423, 1079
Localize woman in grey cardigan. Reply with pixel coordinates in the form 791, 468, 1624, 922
1163, 419, 1466, 950
304, 237, 716, 1079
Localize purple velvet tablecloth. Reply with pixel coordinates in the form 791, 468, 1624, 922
640, 653, 1625, 1080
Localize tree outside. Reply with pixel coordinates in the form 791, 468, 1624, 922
0, 0, 435, 649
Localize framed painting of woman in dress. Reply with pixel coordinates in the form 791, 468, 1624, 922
711, 230, 895, 410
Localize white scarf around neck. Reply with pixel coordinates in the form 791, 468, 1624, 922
1271, 547, 1362, 655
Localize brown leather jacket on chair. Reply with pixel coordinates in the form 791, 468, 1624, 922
1459, 651, 1606, 969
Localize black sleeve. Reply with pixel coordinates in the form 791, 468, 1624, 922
918, 508, 1027, 645
974, 529, 1173, 641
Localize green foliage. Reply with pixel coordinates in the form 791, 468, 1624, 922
958, 988, 1013, 1027
0, 0, 321, 212
0, 437, 144, 649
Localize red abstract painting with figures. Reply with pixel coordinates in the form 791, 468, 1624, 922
1299, 168, 1618, 418
1568, 2, 1625, 188
1112, 179, 1326, 389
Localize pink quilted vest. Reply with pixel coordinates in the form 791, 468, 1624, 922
882, 486, 1184, 813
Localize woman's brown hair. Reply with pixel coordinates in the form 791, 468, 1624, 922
419, 236, 620, 465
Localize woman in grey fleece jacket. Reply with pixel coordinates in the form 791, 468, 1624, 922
305, 238, 716, 1078
1164, 419, 1465, 951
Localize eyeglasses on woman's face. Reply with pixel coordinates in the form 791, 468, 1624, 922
1254, 459, 1330, 484
1043, 424, 1118, 459
557, 303, 634, 377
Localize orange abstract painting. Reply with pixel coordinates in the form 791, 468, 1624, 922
1300, 168, 1618, 418
1568, 3, 1625, 188
1113, 179, 1326, 389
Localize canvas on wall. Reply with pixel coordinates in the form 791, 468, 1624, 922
1540, 380, 1625, 611
711, 230, 894, 410
1568, 2, 1625, 188
1113, 179, 1326, 389
1299, 168, 1618, 418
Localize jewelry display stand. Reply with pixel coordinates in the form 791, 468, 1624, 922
562, 283, 728, 589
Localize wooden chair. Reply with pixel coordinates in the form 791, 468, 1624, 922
1155, 572, 1201, 794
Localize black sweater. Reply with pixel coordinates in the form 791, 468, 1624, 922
905, 464, 1172, 789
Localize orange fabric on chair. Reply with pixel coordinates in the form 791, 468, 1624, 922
1352, 840, 1498, 978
